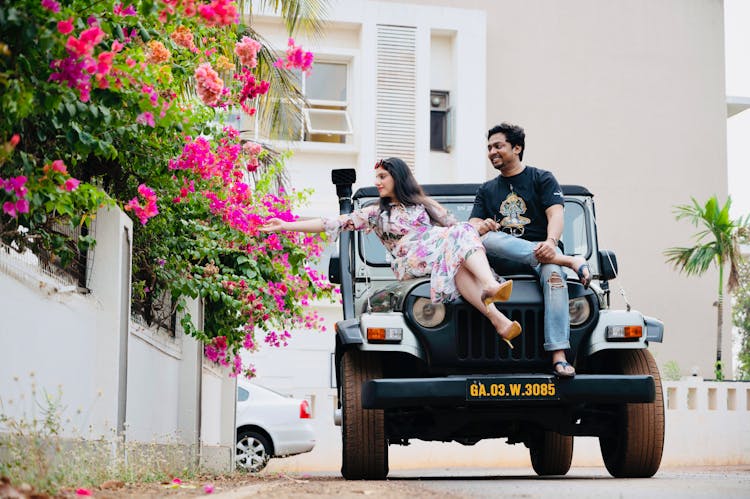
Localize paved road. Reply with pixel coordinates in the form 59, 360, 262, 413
386, 466, 750, 498
211, 466, 750, 498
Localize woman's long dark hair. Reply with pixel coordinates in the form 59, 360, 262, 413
375, 157, 447, 227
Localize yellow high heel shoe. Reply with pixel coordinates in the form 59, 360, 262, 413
481, 280, 513, 312
498, 321, 522, 349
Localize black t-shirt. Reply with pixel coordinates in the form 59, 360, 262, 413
470, 166, 564, 242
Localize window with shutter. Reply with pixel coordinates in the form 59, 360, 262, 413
376, 25, 417, 168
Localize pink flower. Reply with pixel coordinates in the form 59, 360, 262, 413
274, 38, 314, 74
136, 112, 156, 127
171, 478, 182, 485
48, 55, 93, 102
57, 18, 74, 35
41, 0, 60, 13
65, 26, 105, 59
242, 141, 262, 156
96, 51, 114, 75
75, 489, 93, 497
9, 134, 20, 147
80, 26, 105, 46
15, 199, 29, 214
51, 160, 68, 174
197, 0, 238, 26
112, 40, 125, 53
124, 183, 159, 225
235, 68, 269, 115
7, 176, 27, 197
113, 2, 137, 16
194, 63, 224, 106
64, 178, 80, 191
2, 201, 16, 217
204, 483, 215, 494
243, 333, 255, 350
234, 36, 261, 68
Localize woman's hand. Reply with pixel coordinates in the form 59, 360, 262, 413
260, 218, 285, 232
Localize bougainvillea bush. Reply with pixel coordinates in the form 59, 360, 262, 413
0, 0, 331, 377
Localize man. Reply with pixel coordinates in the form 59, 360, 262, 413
469, 122, 588, 377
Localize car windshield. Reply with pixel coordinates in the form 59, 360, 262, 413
357, 198, 592, 266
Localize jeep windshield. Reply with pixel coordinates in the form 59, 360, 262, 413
356, 197, 592, 267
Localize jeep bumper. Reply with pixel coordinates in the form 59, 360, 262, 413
362, 374, 655, 409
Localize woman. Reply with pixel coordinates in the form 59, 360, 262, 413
261, 157, 522, 347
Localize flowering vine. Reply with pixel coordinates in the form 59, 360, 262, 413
1, 0, 331, 378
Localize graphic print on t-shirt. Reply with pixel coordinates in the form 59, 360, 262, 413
498, 191, 530, 237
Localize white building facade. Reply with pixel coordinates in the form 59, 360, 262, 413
245, 0, 742, 469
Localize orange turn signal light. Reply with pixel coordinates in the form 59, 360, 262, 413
367, 328, 386, 341
606, 325, 643, 340
366, 327, 403, 342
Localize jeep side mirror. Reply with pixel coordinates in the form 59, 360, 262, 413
598, 250, 618, 281
329, 254, 341, 284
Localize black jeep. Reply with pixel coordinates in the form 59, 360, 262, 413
328, 169, 664, 480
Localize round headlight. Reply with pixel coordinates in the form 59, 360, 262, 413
412, 297, 446, 328
569, 297, 591, 326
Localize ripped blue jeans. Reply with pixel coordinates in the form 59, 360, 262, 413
481, 231, 570, 352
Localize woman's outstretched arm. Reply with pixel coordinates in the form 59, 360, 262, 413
260, 217, 325, 233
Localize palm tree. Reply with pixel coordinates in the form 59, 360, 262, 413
240, 0, 331, 140
665, 196, 749, 380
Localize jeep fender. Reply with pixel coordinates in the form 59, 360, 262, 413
584, 310, 664, 357
335, 313, 427, 361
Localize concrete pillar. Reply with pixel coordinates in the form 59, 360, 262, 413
88, 206, 133, 436
177, 298, 203, 449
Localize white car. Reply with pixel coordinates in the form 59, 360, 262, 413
235, 382, 316, 472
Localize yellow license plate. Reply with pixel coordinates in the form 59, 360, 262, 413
466, 378, 559, 401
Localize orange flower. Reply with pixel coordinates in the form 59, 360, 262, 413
216, 55, 234, 71
146, 40, 170, 64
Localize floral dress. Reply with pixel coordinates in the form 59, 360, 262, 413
322, 203, 483, 303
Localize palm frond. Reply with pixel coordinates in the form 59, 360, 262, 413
673, 201, 703, 226
235, 26, 308, 140
664, 244, 717, 276
251, 0, 330, 39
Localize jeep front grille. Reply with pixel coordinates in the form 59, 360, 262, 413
455, 304, 546, 363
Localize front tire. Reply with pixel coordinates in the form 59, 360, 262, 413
599, 349, 664, 478
530, 431, 573, 476
340, 349, 388, 480
236, 430, 271, 473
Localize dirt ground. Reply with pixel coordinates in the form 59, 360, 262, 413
2, 473, 459, 499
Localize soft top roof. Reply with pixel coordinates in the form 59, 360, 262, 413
353, 183, 592, 199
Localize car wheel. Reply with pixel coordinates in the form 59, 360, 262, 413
599, 349, 665, 478
529, 430, 573, 476
340, 349, 388, 480
236, 430, 271, 473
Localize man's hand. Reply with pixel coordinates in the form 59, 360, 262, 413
472, 218, 499, 235
533, 239, 557, 262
